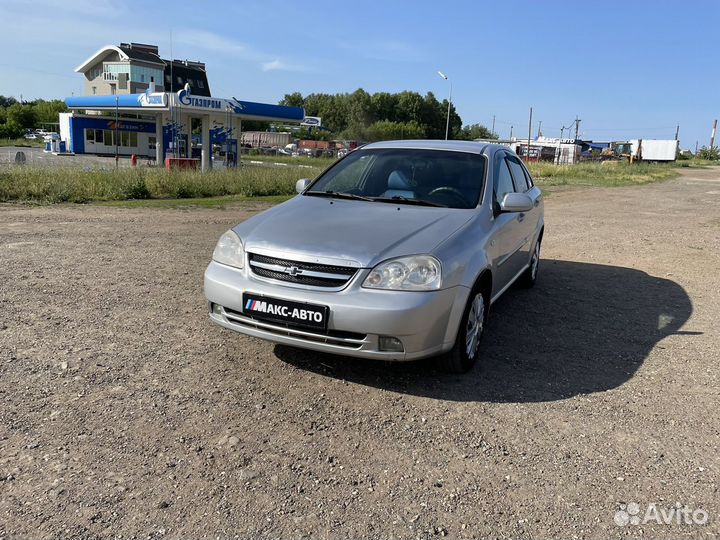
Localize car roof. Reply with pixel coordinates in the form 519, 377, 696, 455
361, 139, 511, 156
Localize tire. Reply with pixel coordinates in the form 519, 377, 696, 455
438, 286, 489, 374
518, 236, 541, 288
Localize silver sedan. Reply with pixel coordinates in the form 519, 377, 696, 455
204, 140, 544, 372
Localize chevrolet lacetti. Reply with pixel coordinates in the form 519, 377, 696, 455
204, 141, 544, 373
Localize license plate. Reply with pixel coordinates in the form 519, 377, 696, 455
242, 293, 329, 330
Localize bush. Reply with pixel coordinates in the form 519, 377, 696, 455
120, 173, 151, 199
0, 122, 25, 139
697, 146, 720, 160
364, 120, 426, 141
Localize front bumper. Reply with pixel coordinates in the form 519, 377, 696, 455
204, 260, 469, 361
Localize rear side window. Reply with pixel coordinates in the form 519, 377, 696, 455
506, 156, 530, 192
494, 158, 515, 206
520, 160, 535, 188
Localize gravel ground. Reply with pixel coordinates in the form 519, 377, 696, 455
0, 146, 319, 169
0, 168, 719, 539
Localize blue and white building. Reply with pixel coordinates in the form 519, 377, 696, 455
60, 43, 305, 170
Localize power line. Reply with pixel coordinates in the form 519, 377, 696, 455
473, 113, 678, 139
581, 126, 676, 132
0, 63, 76, 80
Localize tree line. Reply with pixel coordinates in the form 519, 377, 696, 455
0, 90, 497, 144
279, 89, 497, 142
0, 96, 68, 139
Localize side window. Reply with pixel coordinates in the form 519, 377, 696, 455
494, 157, 515, 206
506, 156, 530, 192
520, 160, 534, 188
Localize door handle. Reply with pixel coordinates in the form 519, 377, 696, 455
517, 213, 525, 222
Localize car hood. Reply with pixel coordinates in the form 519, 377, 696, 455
235, 195, 474, 268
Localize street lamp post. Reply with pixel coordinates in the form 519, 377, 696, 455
437, 71, 452, 140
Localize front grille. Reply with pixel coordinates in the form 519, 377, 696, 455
248, 253, 357, 288
222, 306, 366, 349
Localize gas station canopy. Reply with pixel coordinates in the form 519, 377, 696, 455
65, 89, 305, 123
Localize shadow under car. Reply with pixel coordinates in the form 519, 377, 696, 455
273, 259, 694, 403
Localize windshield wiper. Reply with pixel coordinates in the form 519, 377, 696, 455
371, 195, 447, 208
305, 190, 374, 202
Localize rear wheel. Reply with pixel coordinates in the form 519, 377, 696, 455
518, 237, 541, 288
438, 287, 488, 373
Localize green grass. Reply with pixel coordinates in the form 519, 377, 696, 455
97, 193, 293, 209
0, 138, 45, 148
0, 163, 323, 204
527, 161, 680, 188
1, 157, 712, 206
673, 157, 718, 168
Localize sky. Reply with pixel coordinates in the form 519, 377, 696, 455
1, 0, 718, 150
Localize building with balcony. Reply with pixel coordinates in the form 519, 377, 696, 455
74, 42, 210, 97
61, 42, 306, 171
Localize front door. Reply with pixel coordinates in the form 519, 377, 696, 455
489, 155, 528, 296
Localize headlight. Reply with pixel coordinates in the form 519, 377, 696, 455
212, 230, 245, 269
363, 255, 442, 291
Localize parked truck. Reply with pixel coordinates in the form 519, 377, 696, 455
605, 140, 678, 162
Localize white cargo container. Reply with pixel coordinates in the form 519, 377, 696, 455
240, 131, 292, 148
630, 139, 678, 162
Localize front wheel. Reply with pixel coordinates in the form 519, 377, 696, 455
438, 289, 487, 373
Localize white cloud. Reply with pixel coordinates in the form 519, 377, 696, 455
336, 39, 425, 62
173, 30, 308, 73
173, 29, 255, 57
4, 0, 122, 17
261, 59, 303, 72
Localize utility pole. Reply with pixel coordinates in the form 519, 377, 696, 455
491, 115, 496, 137
509, 125, 513, 139
573, 116, 581, 164
537, 120, 542, 139
556, 126, 565, 165
695, 141, 698, 155
574, 116, 581, 141
674, 124, 679, 141
710, 119, 717, 148
526, 107, 533, 161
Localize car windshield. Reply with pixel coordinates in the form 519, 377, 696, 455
306, 148, 486, 209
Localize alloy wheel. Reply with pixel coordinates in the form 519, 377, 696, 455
530, 242, 540, 280
465, 293, 485, 360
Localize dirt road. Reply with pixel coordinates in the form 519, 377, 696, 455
1, 168, 718, 538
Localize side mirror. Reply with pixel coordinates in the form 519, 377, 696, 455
296, 178, 312, 194
499, 192, 534, 213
